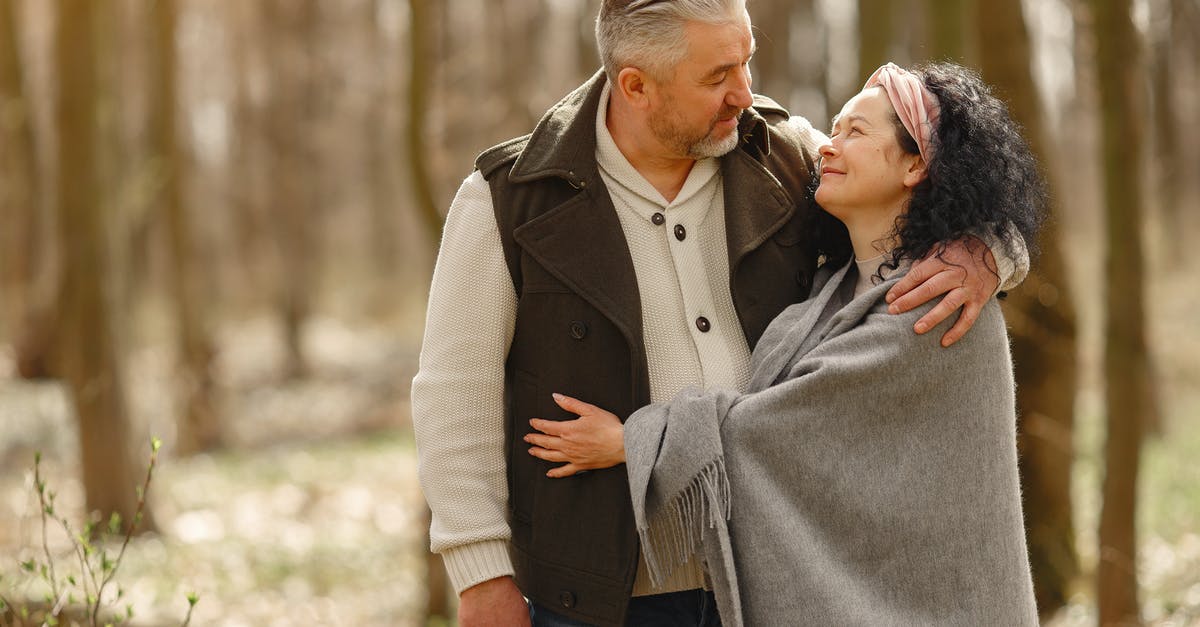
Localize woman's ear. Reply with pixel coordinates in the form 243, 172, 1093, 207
903, 155, 928, 188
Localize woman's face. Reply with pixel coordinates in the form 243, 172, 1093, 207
814, 88, 922, 219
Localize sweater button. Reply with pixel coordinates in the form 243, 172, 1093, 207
559, 590, 576, 608
695, 316, 711, 332
651, 212, 665, 225
674, 224, 687, 241
569, 320, 588, 340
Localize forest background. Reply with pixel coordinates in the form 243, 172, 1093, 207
0, 0, 1197, 625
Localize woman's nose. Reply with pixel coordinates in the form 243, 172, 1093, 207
818, 142, 836, 159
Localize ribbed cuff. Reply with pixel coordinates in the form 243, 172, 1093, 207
442, 540, 515, 594
981, 225, 1029, 294
994, 249, 1019, 295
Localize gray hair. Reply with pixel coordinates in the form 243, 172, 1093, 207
596, 0, 748, 83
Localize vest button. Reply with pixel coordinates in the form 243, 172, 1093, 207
651, 212, 665, 225
695, 316, 711, 332
674, 224, 687, 241
559, 590, 577, 608
569, 320, 588, 340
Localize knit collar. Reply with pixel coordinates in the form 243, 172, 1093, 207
595, 82, 720, 217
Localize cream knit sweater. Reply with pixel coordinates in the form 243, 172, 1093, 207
411, 86, 1025, 598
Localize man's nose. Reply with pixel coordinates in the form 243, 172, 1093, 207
728, 65, 753, 109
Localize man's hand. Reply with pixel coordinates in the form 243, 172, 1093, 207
526, 393, 625, 478
885, 236, 999, 347
458, 576, 529, 627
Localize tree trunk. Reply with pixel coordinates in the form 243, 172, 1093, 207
407, 2, 452, 615
975, 0, 1082, 616
1092, 0, 1150, 622
0, 0, 54, 380
151, 0, 221, 454
857, 0, 893, 82
925, 0, 968, 62
794, 0, 832, 126
54, 0, 139, 527
489, 1, 544, 132
576, 0, 601, 79
226, 1, 271, 312
750, 0, 794, 107
365, 0, 397, 286
1150, 0, 1181, 257
406, 0, 443, 248
0, 0, 33, 327
263, 0, 317, 380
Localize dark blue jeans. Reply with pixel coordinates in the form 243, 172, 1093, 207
530, 589, 722, 627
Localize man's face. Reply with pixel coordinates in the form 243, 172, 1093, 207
646, 14, 755, 160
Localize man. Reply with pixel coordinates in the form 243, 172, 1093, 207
411, 1, 1025, 625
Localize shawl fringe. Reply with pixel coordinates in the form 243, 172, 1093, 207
637, 456, 731, 587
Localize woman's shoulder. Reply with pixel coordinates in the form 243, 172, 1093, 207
853, 293, 1009, 368
823, 264, 1009, 357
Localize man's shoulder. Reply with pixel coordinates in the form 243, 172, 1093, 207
475, 134, 533, 179
751, 94, 790, 121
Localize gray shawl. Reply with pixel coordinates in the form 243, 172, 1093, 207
625, 260, 1037, 626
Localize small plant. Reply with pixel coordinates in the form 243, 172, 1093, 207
0, 438, 198, 627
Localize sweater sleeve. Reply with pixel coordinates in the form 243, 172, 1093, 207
983, 222, 1029, 293
785, 114, 829, 157
410, 171, 517, 594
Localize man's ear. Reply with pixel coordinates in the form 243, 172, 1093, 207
616, 67, 653, 111
903, 155, 928, 188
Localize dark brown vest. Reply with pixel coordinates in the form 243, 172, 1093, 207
476, 72, 828, 625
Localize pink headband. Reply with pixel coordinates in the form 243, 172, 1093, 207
863, 62, 940, 163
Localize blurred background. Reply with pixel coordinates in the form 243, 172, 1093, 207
0, 0, 1196, 624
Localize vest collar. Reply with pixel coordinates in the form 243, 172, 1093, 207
509, 72, 799, 355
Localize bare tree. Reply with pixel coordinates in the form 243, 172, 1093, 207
262, 0, 322, 379
225, 1, 273, 312
406, 0, 443, 249
488, 1, 546, 132
406, 1, 454, 617
857, 0, 893, 82
1091, 0, 1152, 621
0, 0, 33, 327
975, 0, 1081, 616
924, 0, 968, 62
1, 0, 56, 380
363, 0, 399, 286
151, 0, 221, 454
1150, 0, 1183, 255
54, 0, 140, 526
750, 0, 794, 105
577, 0, 602, 79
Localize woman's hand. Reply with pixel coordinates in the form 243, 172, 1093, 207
525, 393, 625, 478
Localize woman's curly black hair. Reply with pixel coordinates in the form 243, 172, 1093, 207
812, 62, 1045, 277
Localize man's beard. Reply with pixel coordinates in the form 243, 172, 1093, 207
649, 102, 743, 159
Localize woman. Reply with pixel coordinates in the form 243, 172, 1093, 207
526, 62, 1041, 625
